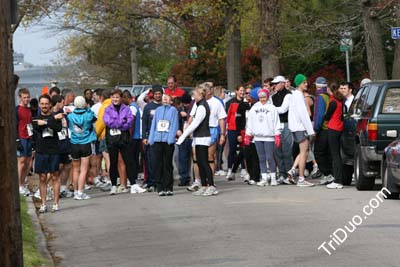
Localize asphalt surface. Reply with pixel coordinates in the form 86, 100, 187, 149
38, 176, 400, 267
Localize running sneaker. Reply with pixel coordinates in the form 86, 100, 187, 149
19, 186, 29, 196
38, 204, 47, 213
130, 184, 147, 194
84, 184, 92, 191
326, 182, 344, 189
110, 186, 117, 195
270, 177, 278, 186
75, 192, 91, 200
226, 172, 235, 181
320, 175, 335, 185
51, 203, 60, 212
94, 176, 105, 187
100, 183, 112, 192
158, 191, 166, 196
243, 173, 250, 182
203, 186, 219, 196
147, 186, 155, 192
34, 190, 41, 200
247, 180, 256, 185
240, 169, 247, 178
117, 186, 129, 193
215, 170, 227, 176
296, 180, 315, 187
311, 169, 323, 179
187, 181, 200, 192
166, 191, 174, 196
193, 187, 206, 196
257, 179, 268, 187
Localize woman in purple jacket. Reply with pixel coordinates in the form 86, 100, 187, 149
104, 89, 145, 195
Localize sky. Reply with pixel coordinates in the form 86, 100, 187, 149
13, 21, 64, 66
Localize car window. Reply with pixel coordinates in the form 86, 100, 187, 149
362, 84, 380, 115
349, 86, 367, 115
381, 87, 400, 114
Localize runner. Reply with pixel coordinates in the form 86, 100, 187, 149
16, 88, 33, 196
288, 74, 315, 187
67, 96, 97, 200
32, 94, 63, 212
149, 94, 179, 196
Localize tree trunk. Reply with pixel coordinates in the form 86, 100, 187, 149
225, 1, 242, 90
0, 0, 24, 266
361, 0, 388, 80
392, 0, 400, 79
258, 0, 280, 81
130, 45, 138, 85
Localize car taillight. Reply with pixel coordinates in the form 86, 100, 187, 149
367, 123, 378, 141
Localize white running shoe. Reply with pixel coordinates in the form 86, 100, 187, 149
117, 186, 129, 193
84, 184, 92, 191
110, 186, 117, 195
326, 182, 344, 189
226, 172, 235, 181
320, 175, 335, 185
296, 180, 315, 187
34, 190, 41, 199
193, 187, 206, 196
75, 192, 91, 200
19, 186, 29, 196
187, 181, 201, 192
257, 179, 268, 187
131, 184, 147, 194
243, 173, 250, 182
270, 177, 278, 186
215, 170, 227, 176
38, 204, 47, 213
51, 203, 60, 212
203, 186, 219, 196
240, 169, 247, 178
247, 180, 256, 185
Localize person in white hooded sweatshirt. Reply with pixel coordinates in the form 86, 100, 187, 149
245, 89, 282, 186
288, 74, 315, 187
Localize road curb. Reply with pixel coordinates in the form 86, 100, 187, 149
26, 196, 54, 267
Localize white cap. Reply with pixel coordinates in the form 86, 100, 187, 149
74, 96, 86, 109
272, 75, 286, 83
360, 78, 371, 86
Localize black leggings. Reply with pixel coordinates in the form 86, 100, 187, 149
108, 142, 135, 186
195, 145, 214, 186
328, 129, 343, 184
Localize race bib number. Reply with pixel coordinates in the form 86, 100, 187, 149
58, 128, 68, 140
157, 120, 170, 132
110, 128, 121, 136
42, 127, 54, 138
26, 123, 33, 137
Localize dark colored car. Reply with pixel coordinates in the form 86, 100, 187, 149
382, 138, 400, 199
341, 80, 400, 190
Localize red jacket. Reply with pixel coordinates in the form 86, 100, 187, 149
226, 98, 241, 131
326, 98, 344, 131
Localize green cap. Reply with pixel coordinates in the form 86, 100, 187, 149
294, 74, 307, 87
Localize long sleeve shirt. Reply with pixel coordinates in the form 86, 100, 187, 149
288, 90, 315, 135
148, 105, 179, 145
177, 105, 210, 146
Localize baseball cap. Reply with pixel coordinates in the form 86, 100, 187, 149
271, 75, 286, 84
315, 77, 327, 87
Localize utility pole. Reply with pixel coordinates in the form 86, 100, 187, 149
0, 0, 24, 266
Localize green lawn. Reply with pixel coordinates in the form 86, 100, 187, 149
20, 197, 49, 267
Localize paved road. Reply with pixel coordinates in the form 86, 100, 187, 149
39, 177, 400, 267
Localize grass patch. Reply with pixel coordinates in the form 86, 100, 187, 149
21, 197, 49, 267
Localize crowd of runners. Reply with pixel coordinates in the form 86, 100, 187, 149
15, 74, 372, 213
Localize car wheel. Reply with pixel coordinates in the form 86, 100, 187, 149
381, 160, 399, 199
354, 145, 375, 190
342, 164, 353, 186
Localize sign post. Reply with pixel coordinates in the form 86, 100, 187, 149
391, 27, 400, 39
340, 32, 352, 82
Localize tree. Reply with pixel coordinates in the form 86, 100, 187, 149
392, 0, 400, 79
361, 0, 388, 80
0, 0, 23, 265
258, 0, 280, 80
224, 0, 242, 90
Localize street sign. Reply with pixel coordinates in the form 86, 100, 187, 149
392, 27, 400, 39
340, 45, 349, 52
